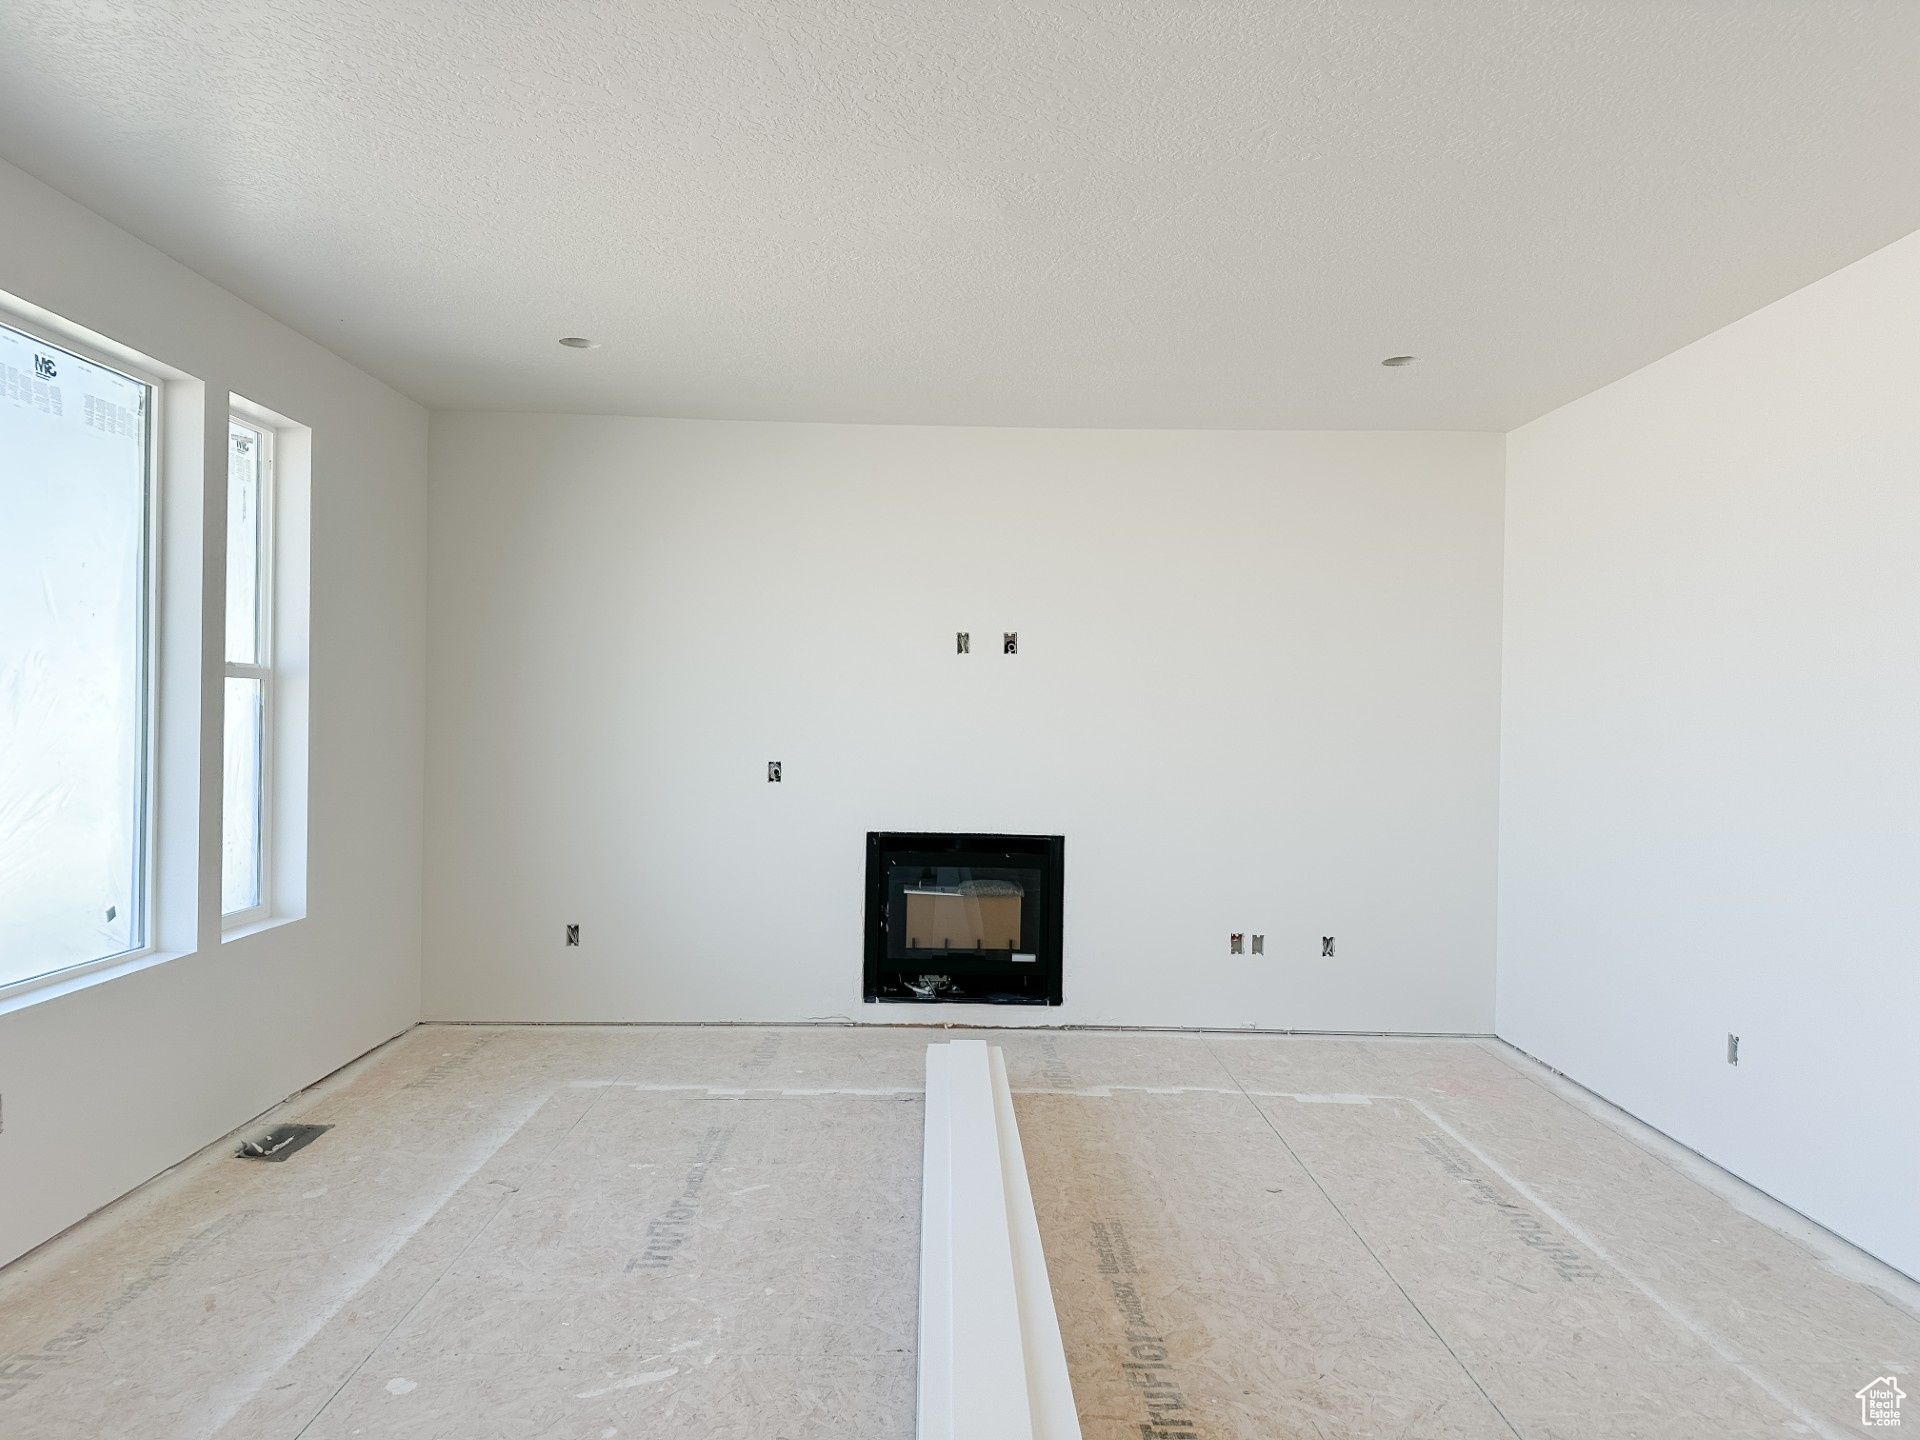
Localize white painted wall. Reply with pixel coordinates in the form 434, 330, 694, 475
425, 418, 1503, 1031
1499, 230, 1920, 1279
0, 159, 428, 1267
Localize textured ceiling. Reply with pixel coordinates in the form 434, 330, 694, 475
2, 2, 1918, 428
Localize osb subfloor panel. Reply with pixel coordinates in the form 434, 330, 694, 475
0, 1027, 1914, 1439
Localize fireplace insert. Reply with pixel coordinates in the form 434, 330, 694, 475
864, 832, 1064, 1005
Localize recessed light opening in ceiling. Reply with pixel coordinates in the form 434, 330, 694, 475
558, 336, 598, 349
1381, 355, 1417, 367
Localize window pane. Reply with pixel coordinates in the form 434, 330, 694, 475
221, 676, 264, 915
0, 323, 149, 986
226, 422, 263, 665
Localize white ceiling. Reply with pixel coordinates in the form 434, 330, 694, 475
2, 2, 1918, 429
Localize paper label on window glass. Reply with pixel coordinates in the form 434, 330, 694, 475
227, 422, 264, 665
222, 677, 265, 915
0, 324, 149, 984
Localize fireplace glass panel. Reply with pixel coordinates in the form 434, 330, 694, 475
893, 869, 1033, 956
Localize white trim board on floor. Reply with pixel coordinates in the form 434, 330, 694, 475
919, 1038, 1082, 1440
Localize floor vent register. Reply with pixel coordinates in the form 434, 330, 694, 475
235, 1123, 333, 1162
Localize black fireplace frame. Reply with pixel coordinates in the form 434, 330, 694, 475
863, 832, 1065, 1006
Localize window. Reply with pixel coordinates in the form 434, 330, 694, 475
222, 417, 272, 920
0, 321, 153, 988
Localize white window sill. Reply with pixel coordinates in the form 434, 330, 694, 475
0, 913, 309, 1015
0, 946, 191, 1019
221, 912, 302, 944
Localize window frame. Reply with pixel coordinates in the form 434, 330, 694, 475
221, 412, 275, 928
0, 305, 163, 992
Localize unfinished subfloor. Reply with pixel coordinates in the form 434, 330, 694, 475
1, 1025, 1914, 1439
